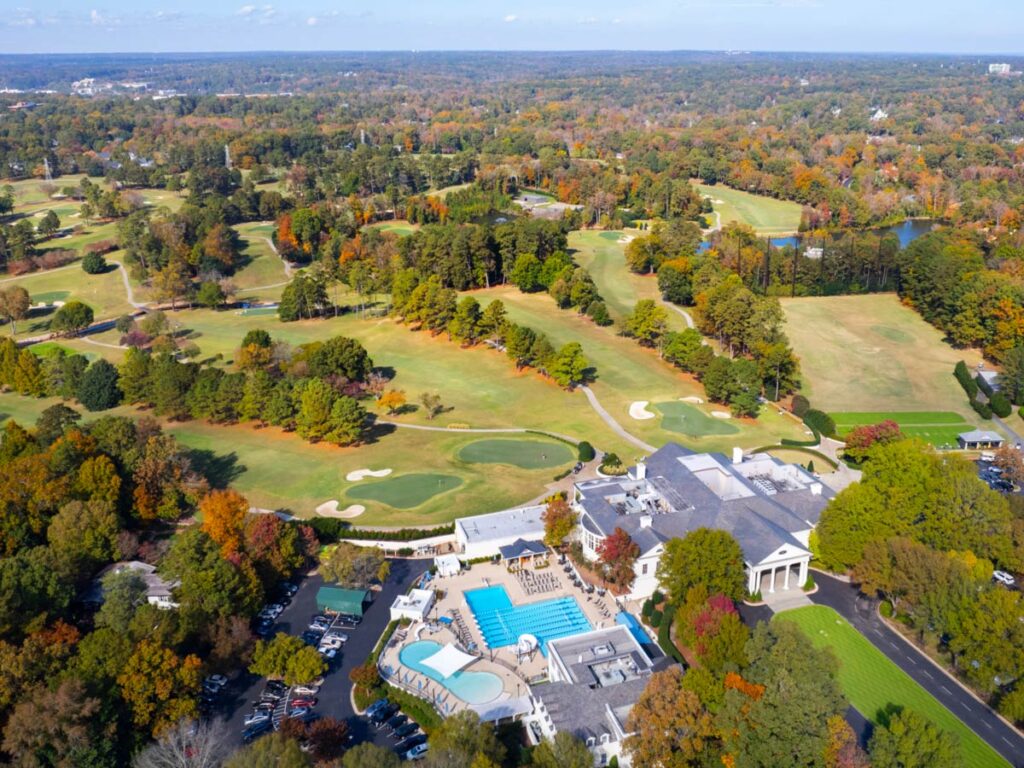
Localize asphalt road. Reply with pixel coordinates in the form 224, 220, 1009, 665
811, 571, 1024, 767
215, 558, 430, 751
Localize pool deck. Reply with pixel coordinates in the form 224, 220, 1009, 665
378, 560, 622, 719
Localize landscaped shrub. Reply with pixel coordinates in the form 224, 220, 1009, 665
971, 399, 993, 420
807, 460, 815, 473
81, 251, 107, 274
802, 574, 815, 592
790, 394, 810, 417
641, 598, 654, 619
990, 392, 1012, 418
305, 518, 454, 543
577, 440, 595, 462
656, 609, 686, 665
976, 373, 994, 397
651, 589, 664, 604
803, 409, 836, 438
954, 360, 979, 399
879, 601, 894, 618
781, 433, 820, 447
649, 608, 663, 627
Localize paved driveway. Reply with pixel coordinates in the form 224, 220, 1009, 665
812, 571, 1024, 766
216, 558, 430, 751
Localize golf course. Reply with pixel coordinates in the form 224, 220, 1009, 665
693, 182, 803, 236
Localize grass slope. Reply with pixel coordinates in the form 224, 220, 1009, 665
782, 294, 985, 423
693, 183, 803, 236
831, 411, 972, 449
776, 606, 1007, 768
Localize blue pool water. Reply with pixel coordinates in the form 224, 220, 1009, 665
464, 585, 591, 655
615, 611, 652, 646
399, 640, 503, 705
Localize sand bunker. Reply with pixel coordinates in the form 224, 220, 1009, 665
345, 468, 393, 482
711, 411, 732, 419
680, 396, 704, 404
629, 401, 656, 420
617, 235, 635, 244
315, 500, 366, 518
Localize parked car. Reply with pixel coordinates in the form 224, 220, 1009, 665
993, 570, 1016, 586
402, 743, 429, 761
366, 698, 389, 717
287, 707, 311, 719
337, 614, 362, 626
392, 722, 419, 740
318, 637, 343, 653
320, 647, 338, 661
242, 720, 272, 743
205, 674, 228, 689
371, 703, 399, 725
244, 711, 271, 727
279, 581, 300, 596
385, 713, 408, 731
395, 733, 428, 752
292, 684, 320, 697
301, 630, 323, 646
323, 630, 349, 643
290, 697, 318, 709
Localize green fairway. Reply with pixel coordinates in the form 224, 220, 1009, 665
693, 183, 803, 235
366, 220, 419, 237
457, 438, 575, 469
346, 473, 463, 510
232, 222, 288, 294
776, 606, 1007, 768
831, 411, 972, 448
569, 230, 688, 327
654, 401, 740, 437
783, 294, 986, 423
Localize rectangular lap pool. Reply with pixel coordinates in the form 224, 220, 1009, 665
464, 584, 591, 654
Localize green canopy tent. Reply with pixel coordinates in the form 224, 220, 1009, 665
316, 586, 369, 616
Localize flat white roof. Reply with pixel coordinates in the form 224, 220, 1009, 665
391, 588, 434, 612
456, 505, 546, 543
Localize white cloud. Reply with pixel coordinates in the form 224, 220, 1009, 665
237, 4, 256, 15
503, 14, 518, 22
9, 14, 37, 27
90, 9, 103, 24
306, 15, 318, 25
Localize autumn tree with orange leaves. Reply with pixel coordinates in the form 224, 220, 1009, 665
625, 666, 719, 767
200, 489, 250, 557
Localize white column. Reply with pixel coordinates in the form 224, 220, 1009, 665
783, 562, 791, 590
799, 559, 808, 587
748, 567, 758, 595
769, 566, 776, 593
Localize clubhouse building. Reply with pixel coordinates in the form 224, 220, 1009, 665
572, 443, 831, 599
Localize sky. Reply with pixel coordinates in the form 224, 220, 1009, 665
0, 0, 1022, 55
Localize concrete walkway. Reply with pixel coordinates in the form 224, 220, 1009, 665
579, 385, 656, 453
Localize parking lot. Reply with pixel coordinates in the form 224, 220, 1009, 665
215, 557, 430, 751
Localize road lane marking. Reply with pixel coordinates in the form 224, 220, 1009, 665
940, 685, 953, 695
920, 670, 933, 679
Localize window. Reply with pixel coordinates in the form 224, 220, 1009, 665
641, 563, 648, 575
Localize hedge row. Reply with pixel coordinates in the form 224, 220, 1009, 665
971, 399, 993, 420
990, 392, 1013, 418
803, 409, 836, 438
955, 360, 979, 400
306, 517, 455, 543
748, 445, 839, 469
656, 607, 686, 666
780, 432, 820, 447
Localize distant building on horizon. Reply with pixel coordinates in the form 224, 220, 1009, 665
989, 63, 1012, 75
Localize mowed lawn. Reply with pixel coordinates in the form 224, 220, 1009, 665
569, 230, 687, 329
0, 391, 573, 526
776, 606, 1007, 768
365, 220, 419, 237
782, 294, 985, 421
831, 411, 972, 449
232, 222, 289, 299
478, 285, 809, 453
693, 182, 803, 236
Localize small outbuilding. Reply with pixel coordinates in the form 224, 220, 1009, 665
957, 430, 1005, 450
316, 586, 369, 616
390, 588, 435, 621
498, 538, 548, 564
434, 554, 462, 578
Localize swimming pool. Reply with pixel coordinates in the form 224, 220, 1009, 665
464, 585, 591, 654
399, 640, 504, 705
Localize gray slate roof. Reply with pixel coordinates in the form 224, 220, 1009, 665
575, 443, 830, 565
498, 539, 547, 560
958, 430, 1004, 443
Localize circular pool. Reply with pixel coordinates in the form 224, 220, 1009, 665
399, 640, 504, 705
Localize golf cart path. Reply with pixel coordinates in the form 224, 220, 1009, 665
579, 386, 656, 453
263, 236, 294, 278
379, 420, 581, 445
108, 261, 147, 309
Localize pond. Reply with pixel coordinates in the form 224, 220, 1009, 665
698, 219, 937, 253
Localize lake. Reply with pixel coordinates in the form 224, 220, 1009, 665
698, 219, 937, 253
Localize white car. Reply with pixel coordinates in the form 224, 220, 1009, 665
993, 570, 1016, 586
243, 711, 270, 726
319, 647, 338, 660
204, 674, 228, 689
292, 684, 320, 697
323, 631, 349, 644
403, 744, 429, 761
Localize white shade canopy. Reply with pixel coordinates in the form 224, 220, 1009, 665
420, 643, 476, 678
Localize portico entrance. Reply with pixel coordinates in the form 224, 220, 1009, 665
747, 558, 808, 596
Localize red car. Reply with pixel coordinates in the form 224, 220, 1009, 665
290, 697, 318, 709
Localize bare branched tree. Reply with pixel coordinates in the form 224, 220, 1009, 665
133, 719, 228, 768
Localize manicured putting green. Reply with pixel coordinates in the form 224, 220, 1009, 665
655, 401, 739, 437
346, 473, 463, 509
32, 290, 70, 303
457, 438, 575, 469
238, 306, 279, 316
776, 606, 1007, 768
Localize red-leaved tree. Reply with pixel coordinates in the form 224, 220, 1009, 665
597, 527, 640, 589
